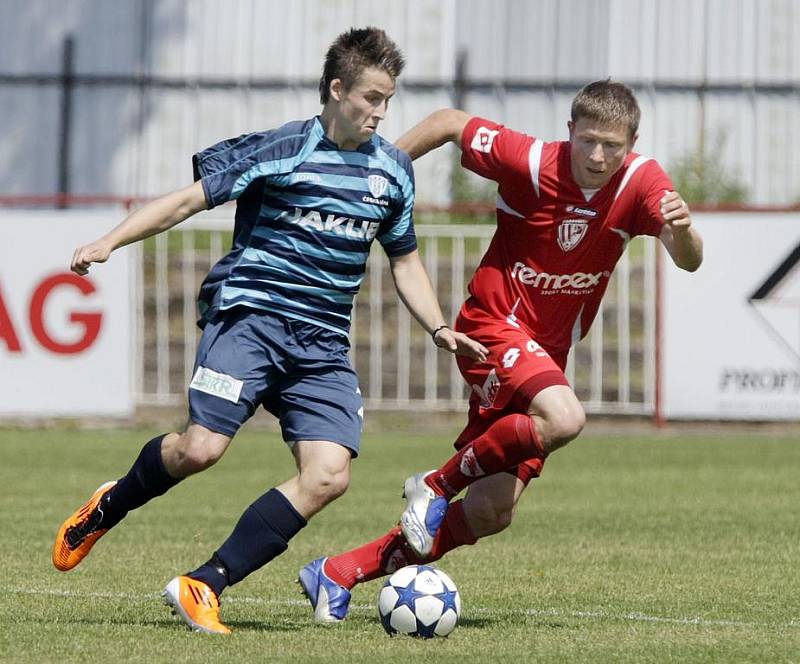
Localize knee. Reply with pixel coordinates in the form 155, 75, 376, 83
540, 404, 585, 450
304, 465, 350, 504
172, 430, 227, 474
465, 494, 515, 537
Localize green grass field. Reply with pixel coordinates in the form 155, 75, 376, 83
1, 426, 798, 663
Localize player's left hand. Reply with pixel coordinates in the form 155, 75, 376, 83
433, 328, 488, 362
660, 190, 692, 230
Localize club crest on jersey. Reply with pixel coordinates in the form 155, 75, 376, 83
368, 174, 388, 199
557, 219, 589, 252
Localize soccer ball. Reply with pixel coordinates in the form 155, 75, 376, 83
377, 564, 461, 638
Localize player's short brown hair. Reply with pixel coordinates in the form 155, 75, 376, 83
571, 80, 641, 139
319, 27, 405, 104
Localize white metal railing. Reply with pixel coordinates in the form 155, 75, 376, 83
136, 210, 657, 416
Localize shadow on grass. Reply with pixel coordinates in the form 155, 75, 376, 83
221, 620, 298, 633
18, 612, 297, 634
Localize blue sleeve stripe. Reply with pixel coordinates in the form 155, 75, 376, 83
195, 133, 262, 174
376, 198, 414, 246
377, 204, 413, 244
381, 236, 418, 258
229, 155, 303, 199
229, 123, 324, 199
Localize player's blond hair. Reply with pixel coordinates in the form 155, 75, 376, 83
571, 80, 640, 139
319, 27, 405, 104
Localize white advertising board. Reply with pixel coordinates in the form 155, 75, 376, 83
0, 209, 134, 416
662, 212, 800, 420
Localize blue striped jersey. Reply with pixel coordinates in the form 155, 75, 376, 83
192, 116, 417, 337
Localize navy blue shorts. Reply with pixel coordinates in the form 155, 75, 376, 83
188, 307, 363, 455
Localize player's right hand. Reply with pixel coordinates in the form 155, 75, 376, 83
434, 328, 489, 362
71, 240, 112, 275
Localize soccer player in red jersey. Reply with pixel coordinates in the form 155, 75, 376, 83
298, 80, 703, 621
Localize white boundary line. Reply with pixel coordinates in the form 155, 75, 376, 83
7, 586, 798, 630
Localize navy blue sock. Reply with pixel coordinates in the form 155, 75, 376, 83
100, 434, 181, 529
189, 488, 307, 597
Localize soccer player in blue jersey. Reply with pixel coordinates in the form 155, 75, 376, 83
53, 27, 487, 634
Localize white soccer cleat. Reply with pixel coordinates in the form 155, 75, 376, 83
400, 471, 449, 557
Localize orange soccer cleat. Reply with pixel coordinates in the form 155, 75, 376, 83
162, 576, 232, 635
52, 481, 117, 572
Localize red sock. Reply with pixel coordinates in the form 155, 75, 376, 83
427, 413, 545, 498
323, 500, 477, 589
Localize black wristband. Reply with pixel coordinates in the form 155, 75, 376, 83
431, 324, 450, 340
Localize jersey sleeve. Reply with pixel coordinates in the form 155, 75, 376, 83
377, 152, 418, 257
632, 160, 674, 237
459, 116, 534, 185
192, 129, 306, 209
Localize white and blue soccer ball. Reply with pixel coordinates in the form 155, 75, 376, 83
377, 564, 461, 638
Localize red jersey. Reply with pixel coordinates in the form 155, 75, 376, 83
459, 116, 671, 355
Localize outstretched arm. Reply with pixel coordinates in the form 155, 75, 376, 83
396, 109, 472, 160
389, 250, 488, 361
658, 190, 703, 272
71, 181, 208, 275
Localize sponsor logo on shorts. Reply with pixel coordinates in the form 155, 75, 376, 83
471, 368, 500, 408
459, 445, 486, 478
189, 366, 243, 403
502, 347, 521, 368
510, 261, 610, 294
471, 126, 499, 153
527, 339, 549, 358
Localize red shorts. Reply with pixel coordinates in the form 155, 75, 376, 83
453, 303, 570, 485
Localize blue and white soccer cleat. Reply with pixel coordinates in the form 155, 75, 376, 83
400, 471, 449, 557
298, 557, 352, 623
